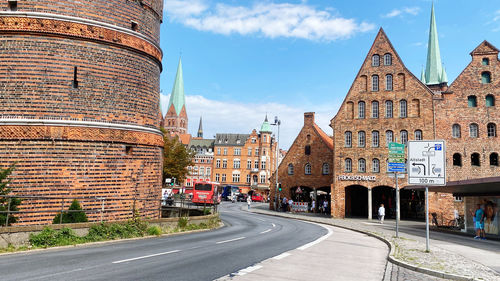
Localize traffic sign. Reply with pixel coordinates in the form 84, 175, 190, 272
407, 140, 446, 186
388, 142, 406, 172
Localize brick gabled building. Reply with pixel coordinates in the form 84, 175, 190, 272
270, 112, 333, 211
330, 28, 436, 219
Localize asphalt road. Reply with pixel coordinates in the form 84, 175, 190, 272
0, 202, 327, 281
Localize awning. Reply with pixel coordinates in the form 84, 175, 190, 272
404, 176, 500, 196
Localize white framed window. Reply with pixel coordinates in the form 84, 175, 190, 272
400, 100, 407, 118
452, 124, 461, 138
222, 160, 227, 169
372, 131, 379, 147
384, 53, 392, 65
470, 124, 479, 138
385, 101, 393, 118
255, 148, 259, 156
215, 174, 220, 182
372, 75, 379, 91
260, 174, 266, 183
305, 163, 312, 175
345, 158, 352, 172
400, 130, 408, 144
386, 74, 393, 91
358, 159, 366, 173
288, 163, 294, 175
233, 159, 240, 169
221, 174, 226, 182
372, 101, 379, 118
246, 175, 251, 183
415, 130, 423, 140
487, 123, 497, 137
358, 101, 366, 119
216, 159, 221, 168
223, 148, 227, 155
358, 131, 366, 147
234, 148, 241, 156
232, 173, 240, 183
248, 148, 252, 156
254, 160, 259, 169
217, 148, 221, 155
322, 163, 330, 175
261, 160, 266, 170
247, 160, 252, 169
372, 54, 380, 66
372, 159, 380, 173
386, 130, 393, 146
345, 131, 352, 147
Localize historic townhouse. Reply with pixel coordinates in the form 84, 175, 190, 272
185, 118, 215, 187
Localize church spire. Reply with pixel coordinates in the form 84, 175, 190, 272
423, 3, 447, 86
197, 116, 203, 138
168, 57, 186, 116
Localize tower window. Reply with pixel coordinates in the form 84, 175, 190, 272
400, 130, 408, 144
372, 159, 380, 173
8, 0, 17, 11
372, 55, 380, 66
72, 66, 78, 88
385, 130, 393, 146
358, 131, 366, 147
322, 163, 330, 175
467, 96, 477, 107
482, 58, 489, 66
131, 21, 138, 31
453, 153, 462, 167
288, 164, 294, 175
385, 100, 393, 118
471, 153, 480, 166
481, 72, 491, 84
372, 131, 379, 147
345, 131, 352, 148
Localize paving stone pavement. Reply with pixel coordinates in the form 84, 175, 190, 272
384, 262, 449, 281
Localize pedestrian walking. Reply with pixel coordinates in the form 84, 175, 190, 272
323, 200, 328, 215
474, 204, 485, 240
288, 198, 294, 212
247, 196, 252, 210
311, 199, 316, 213
378, 204, 385, 224
282, 197, 288, 212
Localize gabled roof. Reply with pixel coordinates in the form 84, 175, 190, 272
313, 124, 333, 151
470, 40, 500, 56
188, 138, 214, 149
214, 133, 250, 146
168, 57, 186, 116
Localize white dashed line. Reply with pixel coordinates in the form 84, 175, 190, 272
112, 250, 180, 264
260, 229, 271, 234
216, 236, 246, 244
272, 252, 291, 260
234, 265, 263, 276
272, 223, 276, 228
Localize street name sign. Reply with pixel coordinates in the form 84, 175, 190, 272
388, 142, 406, 172
407, 140, 446, 186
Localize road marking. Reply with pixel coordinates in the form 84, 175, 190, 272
112, 250, 180, 264
272, 252, 291, 260
260, 229, 271, 234
216, 236, 245, 244
297, 224, 333, 250
363, 222, 384, 226
272, 223, 276, 228
254, 217, 266, 222
235, 265, 263, 276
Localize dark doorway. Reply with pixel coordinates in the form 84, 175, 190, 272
345, 185, 367, 217
290, 186, 313, 203
372, 186, 395, 219
372, 186, 425, 220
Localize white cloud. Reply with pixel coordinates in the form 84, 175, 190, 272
164, 0, 374, 41
383, 7, 420, 18
494, 10, 500, 22
161, 94, 339, 149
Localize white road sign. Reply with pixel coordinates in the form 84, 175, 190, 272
407, 140, 446, 186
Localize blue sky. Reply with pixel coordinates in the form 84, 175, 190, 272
159, 0, 500, 149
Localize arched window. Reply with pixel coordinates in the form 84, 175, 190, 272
486, 94, 495, 107
345, 131, 352, 147
288, 163, 294, 175
471, 153, 480, 166
490, 153, 499, 166
305, 145, 311, 155
386, 74, 393, 91
412, 99, 421, 117
360, 75, 368, 91
385, 100, 393, 118
358, 131, 366, 147
372, 131, 380, 147
345, 158, 352, 172
372, 159, 380, 173
470, 123, 479, 138
482, 72, 491, 84
414, 130, 423, 140
305, 163, 312, 175
385, 130, 393, 147
452, 124, 461, 138
346, 101, 354, 119
487, 123, 496, 137
358, 101, 366, 119
400, 99, 407, 118
384, 53, 392, 66
453, 153, 462, 167
358, 158, 366, 173
468, 96, 477, 107
372, 54, 380, 66
372, 75, 379, 91
482, 58, 490, 65
371, 101, 379, 118
400, 130, 408, 144
322, 163, 330, 175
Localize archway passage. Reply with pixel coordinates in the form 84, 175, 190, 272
345, 185, 368, 217
400, 189, 425, 220
372, 186, 395, 219
290, 186, 313, 203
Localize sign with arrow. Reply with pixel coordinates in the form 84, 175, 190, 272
407, 140, 446, 186
388, 142, 406, 172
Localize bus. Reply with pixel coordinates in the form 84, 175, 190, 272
192, 182, 222, 205
221, 185, 240, 201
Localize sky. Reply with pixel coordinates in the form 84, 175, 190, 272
159, 0, 500, 149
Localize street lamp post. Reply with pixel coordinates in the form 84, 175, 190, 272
271, 116, 281, 211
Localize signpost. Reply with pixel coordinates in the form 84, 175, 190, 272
407, 140, 446, 252
388, 142, 405, 238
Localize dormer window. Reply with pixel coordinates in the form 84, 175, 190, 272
236, 139, 241, 144
482, 58, 489, 66
372, 55, 380, 66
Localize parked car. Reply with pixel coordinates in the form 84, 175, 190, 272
251, 193, 263, 202
237, 193, 247, 202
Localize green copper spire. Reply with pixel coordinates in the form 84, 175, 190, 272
168, 57, 186, 115
440, 65, 448, 83
420, 66, 426, 84
424, 3, 447, 85
260, 115, 272, 133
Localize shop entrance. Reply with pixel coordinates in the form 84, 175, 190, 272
371, 186, 425, 220
345, 185, 368, 217
372, 186, 395, 219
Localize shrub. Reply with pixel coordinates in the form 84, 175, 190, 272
29, 227, 82, 247
203, 208, 211, 216
53, 199, 88, 224
147, 225, 162, 236
178, 217, 188, 228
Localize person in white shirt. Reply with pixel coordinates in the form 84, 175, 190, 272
247, 196, 252, 210
378, 204, 385, 224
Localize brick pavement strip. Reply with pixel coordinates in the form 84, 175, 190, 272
249, 207, 500, 281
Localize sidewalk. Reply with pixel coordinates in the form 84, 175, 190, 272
249, 205, 500, 281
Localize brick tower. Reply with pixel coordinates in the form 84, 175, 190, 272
0, 0, 164, 224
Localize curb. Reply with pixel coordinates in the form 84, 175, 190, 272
249, 208, 474, 281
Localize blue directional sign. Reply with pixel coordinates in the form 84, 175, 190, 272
388, 163, 406, 172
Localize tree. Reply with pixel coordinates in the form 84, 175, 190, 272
162, 132, 194, 185
53, 199, 88, 224
0, 163, 21, 226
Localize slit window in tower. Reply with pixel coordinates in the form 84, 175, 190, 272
131, 21, 138, 31
72, 66, 78, 88
8, 0, 17, 12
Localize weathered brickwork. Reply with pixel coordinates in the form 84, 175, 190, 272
269, 112, 333, 208
330, 29, 436, 218
2, 0, 163, 45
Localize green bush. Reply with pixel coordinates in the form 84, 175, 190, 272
29, 227, 82, 247
178, 217, 188, 228
53, 199, 88, 224
202, 208, 211, 216
147, 225, 162, 236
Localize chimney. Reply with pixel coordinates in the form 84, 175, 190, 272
304, 112, 315, 126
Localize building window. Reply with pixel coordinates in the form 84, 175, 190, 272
217, 148, 221, 155
248, 148, 252, 156
233, 159, 240, 169
260, 175, 266, 183
288, 163, 294, 175
246, 175, 251, 183
453, 153, 462, 167
482, 58, 490, 65
454, 196, 463, 202
372, 158, 380, 173
251, 138, 256, 143
232, 173, 240, 183
468, 96, 477, 107
200, 167, 204, 175
215, 173, 220, 182
254, 160, 259, 169
386, 130, 393, 146
263, 148, 267, 156
486, 94, 495, 107
487, 123, 497, 137
384, 53, 392, 66
400, 130, 408, 144
216, 159, 221, 168
358, 101, 366, 119
247, 160, 252, 169
234, 148, 241, 156
8, 0, 18, 11
400, 100, 407, 118
322, 163, 330, 175
345, 131, 352, 147
255, 148, 259, 156
206, 168, 211, 176
222, 160, 227, 168
452, 124, 461, 138
469, 123, 479, 138
414, 130, 423, 140
345, 158, 352, 172
372, 131, 379, 147
263, 135, 267, 142
471, 153, 480, 166
261, 161, 266, 170
385, 100, 393, 118
305, 163, 312, 175
372, 54, 380, 66
481, 72, 491, 84
223, 148, 227, 155
221, 174, 226, 182
358, 131, 366, 147
358, 158, 366, 173
490, 153, 499, 166
372, 101, 379, 118
386, 74, 393, 91
305, 145, 311, 155
372, 75, 379, 91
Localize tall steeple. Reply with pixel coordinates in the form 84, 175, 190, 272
164, 57, 188, 135
197, 116, 203, 138
260, 114, 272, 133
168, 57, 186, 115
423, 3, 447, 88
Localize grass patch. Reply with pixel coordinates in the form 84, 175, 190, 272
147, 225, 162, 236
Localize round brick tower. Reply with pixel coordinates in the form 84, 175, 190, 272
0, 0, 164, 224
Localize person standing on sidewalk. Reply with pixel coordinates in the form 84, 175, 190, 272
474, 204, 485, 239
378, 204, 385, 224
247, 195, 252, 210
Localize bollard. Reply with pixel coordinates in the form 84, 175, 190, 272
5, 198, 11, 226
